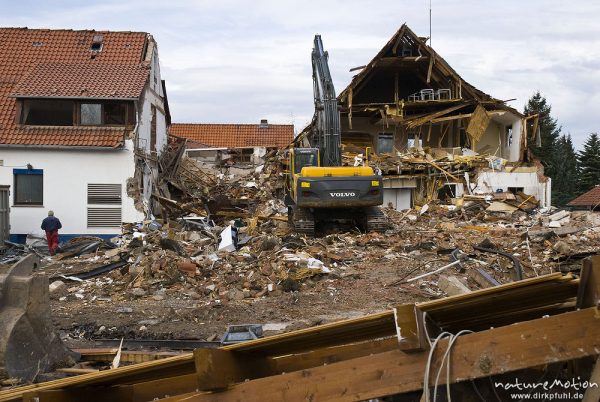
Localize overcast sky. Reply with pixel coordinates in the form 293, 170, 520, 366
2, 0, 599, 148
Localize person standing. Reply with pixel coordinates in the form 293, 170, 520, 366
41, 211, 62, 256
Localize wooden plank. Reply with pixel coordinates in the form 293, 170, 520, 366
393, 304, 424, 351
583, 356, 600, 402
169, 308, 600, 402
270, 337, 398, 374
405, 103, 471, 129
577, 255, 600, 308
0, 273, 580, 402
24, 386, 133, 402
426, 53, 434, 83
75, 349, 182, 363
55, 368, 99, 375
194, 349, 272, 391
466, 104, 490, 143
127, 374, 198, 401
426, 160, 460, 182
26, 374, 200, 402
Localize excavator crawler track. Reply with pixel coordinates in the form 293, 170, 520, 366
291, 206, 315, 235
365, 207, 388, 232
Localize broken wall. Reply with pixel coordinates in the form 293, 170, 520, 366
474, 169, 551, 208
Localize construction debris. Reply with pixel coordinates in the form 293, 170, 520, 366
1, 256, 598, 401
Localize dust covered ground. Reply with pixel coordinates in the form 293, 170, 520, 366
37, 207, 600, 349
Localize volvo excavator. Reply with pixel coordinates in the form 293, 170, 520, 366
285, 35, 386, 235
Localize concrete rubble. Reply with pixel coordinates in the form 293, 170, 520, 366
1, 151, 600, 387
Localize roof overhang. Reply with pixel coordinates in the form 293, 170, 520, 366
0, 144, 124, 150
10, 95, 139, 101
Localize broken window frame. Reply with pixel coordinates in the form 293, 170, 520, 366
150, 105, 157, 152
377, 132, 394, 154
79, 102, 130, 127
20, 99, 74, 126
18, 99, 133, 127
13, 169, 43, 206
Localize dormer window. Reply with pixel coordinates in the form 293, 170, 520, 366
19, 99, 134, 127
90, 34, 103, 52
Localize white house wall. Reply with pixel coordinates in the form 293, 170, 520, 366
136, 45, 167, 156
0, 140, 143, 239
474, 170, 551, 208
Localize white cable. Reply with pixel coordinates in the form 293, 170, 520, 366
421, 331, 451, 402
420, 306, 474, 402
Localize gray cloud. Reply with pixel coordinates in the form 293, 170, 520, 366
1, 0, 599, 147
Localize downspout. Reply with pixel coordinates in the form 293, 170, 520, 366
132, 101, 140, 151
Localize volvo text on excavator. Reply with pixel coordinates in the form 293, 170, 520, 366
285, 35, 386, 235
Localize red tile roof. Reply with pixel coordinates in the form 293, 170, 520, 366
11, 62, 149, 99
169, 123, 294, 149
0, 28, 149, 147
568, 186, 600, 207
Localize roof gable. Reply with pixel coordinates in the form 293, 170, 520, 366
338, 24, 495, 105
0, 28, 150, 147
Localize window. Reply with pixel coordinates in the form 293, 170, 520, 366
506, 126, 513, 147
21, 100, 74, 126
104, 103, 127, 125
508, 187, 524, 195
20, 100, 132, 127
80, 103, 102, 125
294, 151, 318, 174
150, 105, 157, 151
377, 133, 394, 154
14, 169, 43, 206
87, 183, 122, 228
81, 103, 129, 126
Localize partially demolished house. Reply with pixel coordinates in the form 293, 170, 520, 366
169, 120, 294, 165
306, 24, 550, 210
0, 28, 169, 241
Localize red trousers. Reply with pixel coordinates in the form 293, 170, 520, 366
45, 230, 59, 255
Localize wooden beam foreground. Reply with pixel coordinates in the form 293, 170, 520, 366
161, 307, 600, 402
0, 272, 581, 402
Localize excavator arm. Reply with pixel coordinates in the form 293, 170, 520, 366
311, 35, 342, 167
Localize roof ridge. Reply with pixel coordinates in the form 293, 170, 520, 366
0, 27, 148, 35
171, 122, 294, 126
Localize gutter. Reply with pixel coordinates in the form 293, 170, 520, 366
9, 95, 139, 101
0, 144, 126, 151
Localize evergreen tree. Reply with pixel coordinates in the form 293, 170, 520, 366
524, 91, 561, 178
552, 134, 578, 206
577, 132, 600, 194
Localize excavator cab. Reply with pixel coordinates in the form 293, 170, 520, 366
292, 148, 319, 174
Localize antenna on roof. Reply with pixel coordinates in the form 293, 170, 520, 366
429, 0, 432, 48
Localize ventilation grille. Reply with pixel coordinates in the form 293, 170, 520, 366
88, 184, 121, 204
87, 207, 122, 228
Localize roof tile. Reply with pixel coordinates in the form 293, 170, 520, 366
0, 28, 149, 147
169, 123, 294, 149
568, 186, 600, 207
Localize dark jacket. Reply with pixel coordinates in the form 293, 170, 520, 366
41, 216, 62, 232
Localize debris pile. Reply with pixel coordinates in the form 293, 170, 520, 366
154, 141, 286, 222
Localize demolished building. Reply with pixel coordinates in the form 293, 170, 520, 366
0, 28, 169, 242
169, 120, 293, 166
301, 24, 550, 211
